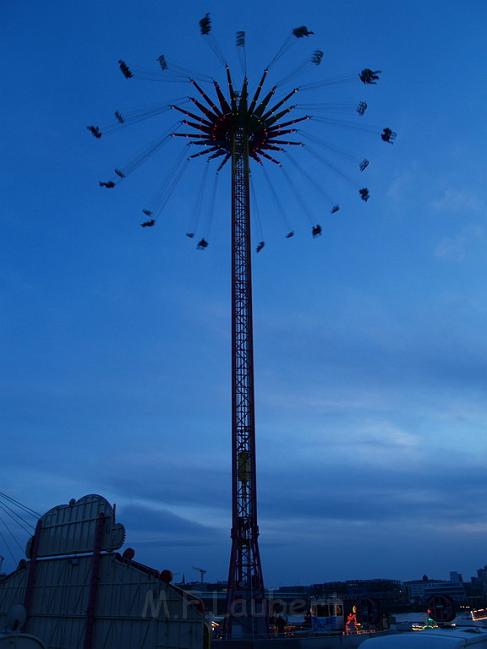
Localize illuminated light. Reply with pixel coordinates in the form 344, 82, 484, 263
472, 609, 487, 621
411, 622, 439, 632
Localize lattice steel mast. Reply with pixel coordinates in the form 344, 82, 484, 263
171, 64, 311, 636
172, 65, 311, 636
226, 125, 265, 638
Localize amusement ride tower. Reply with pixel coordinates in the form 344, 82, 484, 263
172, 66, 311, 638
87, 14, 394, 640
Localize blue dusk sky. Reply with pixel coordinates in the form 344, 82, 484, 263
1, 0, 487, 585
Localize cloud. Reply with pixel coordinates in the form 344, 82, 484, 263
4, 438, 487, 581
354, 421, 419, 449
117, 503, 224, 548
96, 445, 487, 533
386, 171, 415, 202
258, 458, 487, 529
435, 225, 484, 262
431, 188, 483, 214
272, 419, 422, 471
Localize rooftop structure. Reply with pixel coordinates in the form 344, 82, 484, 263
0, 495, 207, 649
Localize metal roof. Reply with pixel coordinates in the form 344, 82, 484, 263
25, 495, 125, 558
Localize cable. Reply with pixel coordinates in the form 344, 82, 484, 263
286, 152, 336, 206
300, 130, 359, 164
166, 59, 213, 82
300, 73, 356, 91
267, 34, 294, 70
236, 31, 247, 76
0, 491, 40, 518
132, 66, 188, 83
105, 121, 182, 184
201, 30, 227, 67
122, 135, 171, 176
0, 526, 17, 565
297, 102, 356, 112
208, 35, 227, 66
155, 156, 190, 218
0, 515, 25, 556
134, 75, 197, 83
187, 160, 210, 236
133, 60, 213, 84
280, 163, 314, 225
0, 500, 34, 535
311, 116, 379, 134
276, 59, 310, 87
304, 144, 357, 188
250, 174, 264, 244
100, 99, 190, 135
203, 170, 220, 239
260, 164, 293, 233
143, 144, 191, 219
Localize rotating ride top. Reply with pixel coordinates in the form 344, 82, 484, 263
87, 14, 396, 640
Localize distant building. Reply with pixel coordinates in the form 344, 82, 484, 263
450, 571, 464, 583
424, 580, 466, 603
466, 565, 487, 606
310, 579, 406, 609
404, 578, 444, 602
404, 573, 466, 604
180, 584, 227, 616
274, 586, 308, 595
471, 565, 487, 594
180, 584, 310, 617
